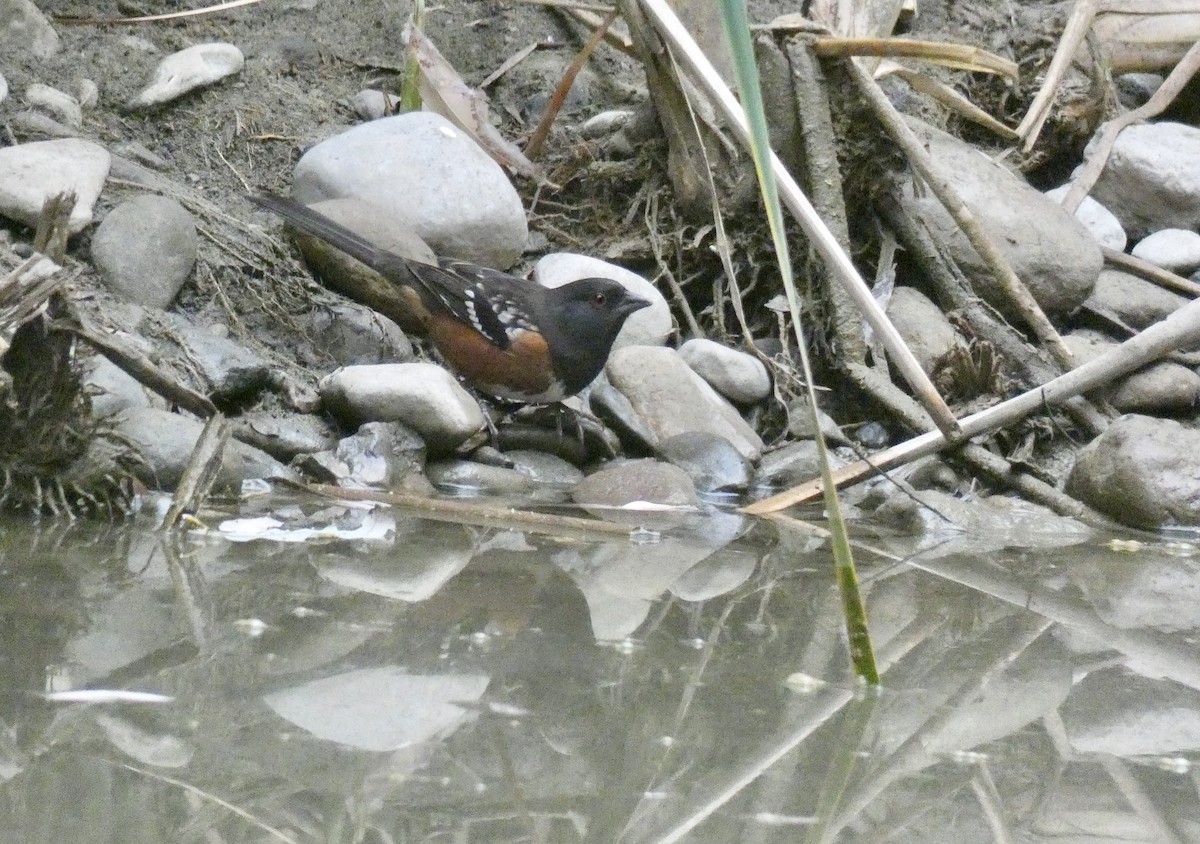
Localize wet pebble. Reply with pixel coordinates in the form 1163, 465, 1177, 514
606, 345, 764, 460
573, 459, 699, 521
0, 138, 110, 232
1130, 228, 1200, 274
427, 459, 535, 494
853, 420, 890, 449
293, 112, 528, 268
657, 431, 751, 493
304, 421, 427, 490
504, 449, 585, 486
319, 363, 484, 452
678, 338, 771, 404
534, 253, 673, 348
1067, 414, 1200, 528
754, 440, 845, 489
127, 42, 245, 110
91, 195, 197, 309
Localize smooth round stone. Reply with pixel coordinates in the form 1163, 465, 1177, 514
0, 138, 110, 232
91, 195, 198, 309
353, 89, 398, 120
24, 83, 82, 128
1084, 269, 1187, 330
1091, 122, 1200, 238
1067, 414, 1200, 528
127, 42, 245, 109
427, 459, 535, 494
678, 338, 771, 404
308, 301, 413, 366
231, 411, 340, 462
1130, 228, 1200, 274
1045, 184, 1127, 252
885, 286, 963, 375
293, 112, 528, 268
534, 253, 672, 349
606, 346, 764, 460
0, 0, 60, 60
573, 458, 699, 528
319, 363, 485, 452
657, 431, 751, 493
504, 449, 585, 486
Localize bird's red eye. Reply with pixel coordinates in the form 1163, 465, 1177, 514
592, 292, 607, 306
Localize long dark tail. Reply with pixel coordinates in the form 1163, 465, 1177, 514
249, 193, 392, 273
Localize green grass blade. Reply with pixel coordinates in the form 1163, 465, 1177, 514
717, 0, 878, 684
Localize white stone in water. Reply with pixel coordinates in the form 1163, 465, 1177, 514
127, 42, 244, 109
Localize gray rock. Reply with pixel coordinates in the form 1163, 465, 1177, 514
657, 431, 751, 493
1084, 269, 1187, 330
77, 79, 98, 109
0, 72, 6, 105
1064, 329, 1200, 413
504, 449, 585, 486
24, 83, 82, 128
1130, 228, 1200, 274
884, 286, 963, 375
573, 459, 699, 528
127, 42, 244, 110
678, 338, 771, 404
427, 459, 535, 494
534, 253, 672, 349
1109, 361, 1200, 413
0, 138, 110, 233
319, 363, 484, 452
1061, 667, 1200, 755
353, 89, 398, 120
302, 421, 427, 490
1090, 122, 1200, 239
587, 380, 658, 452
578, 109, 634, 138
231, 411, 339, 462
754, 440, 845, 489
84, 355, 163, 417
293, 112, 528, 268
1115, 72, 1164, 108
1044, 184, 1127, 251
903, 120, 1100, 317
92, 195, 198, 309
92, 365, 148, 424
0, 0, 60, 60
606, 345, 764, 460
160, 312, 271, 404
112, 407, 290, 491
1067, 414, 1200, 527
308, 301, 412, 366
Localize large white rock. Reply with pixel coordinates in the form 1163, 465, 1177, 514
1090, 122, 1200, 239
0, 138, 110, 232
127, 42, 244, 109
293, 112, 528, 269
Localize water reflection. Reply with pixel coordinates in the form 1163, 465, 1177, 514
0, 501, 1198, 842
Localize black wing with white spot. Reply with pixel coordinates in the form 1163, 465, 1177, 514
406, 259, 539, 350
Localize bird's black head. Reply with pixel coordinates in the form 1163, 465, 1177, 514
542, 277, 652, 393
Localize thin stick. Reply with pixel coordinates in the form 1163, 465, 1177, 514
743, 293, 1200, 513
843, 57, 1074, 370
1060, 37, 1200, 213
1016, 0, 1100, 150
635, 0, 961, 438
301, 482, 637, 537
1103, 246, 1200, 298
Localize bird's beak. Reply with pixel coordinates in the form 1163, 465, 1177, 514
620, 295, 652, 318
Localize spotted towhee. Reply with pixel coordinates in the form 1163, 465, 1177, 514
251, 193, 651, 403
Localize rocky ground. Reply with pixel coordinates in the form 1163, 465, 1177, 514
4, 0, 1200, 533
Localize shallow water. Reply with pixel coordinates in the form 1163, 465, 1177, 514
1, 496, 1197, 844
